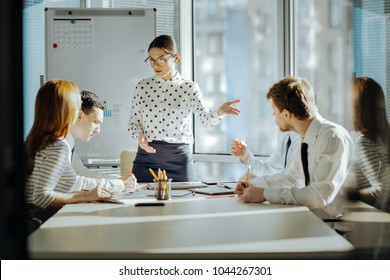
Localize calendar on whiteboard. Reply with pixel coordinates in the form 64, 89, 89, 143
52, 19, 93, 49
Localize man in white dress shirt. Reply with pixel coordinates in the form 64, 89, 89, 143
236, 76, 354, 218
67, 90, 135, 192
68, 91, 111, 178
231, 131, 303, 187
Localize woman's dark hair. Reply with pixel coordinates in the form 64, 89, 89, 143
148, 35, 177, 55
353, 76, 390, 143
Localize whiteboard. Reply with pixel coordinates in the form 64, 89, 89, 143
45, 8, 156, 160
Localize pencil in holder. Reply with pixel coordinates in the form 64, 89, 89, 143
154, 178, 172, 200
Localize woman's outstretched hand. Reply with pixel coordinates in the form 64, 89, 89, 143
217, 99, 241, 116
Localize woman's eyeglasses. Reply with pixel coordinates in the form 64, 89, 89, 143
144, 54, 175, 67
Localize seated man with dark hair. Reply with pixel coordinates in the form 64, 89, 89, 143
67, 90, 137, 193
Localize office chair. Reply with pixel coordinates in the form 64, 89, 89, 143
120, 150, 137, 178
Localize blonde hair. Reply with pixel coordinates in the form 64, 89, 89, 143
25, 79, 80, 175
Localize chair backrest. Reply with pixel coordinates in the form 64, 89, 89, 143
120, 150, 137, 178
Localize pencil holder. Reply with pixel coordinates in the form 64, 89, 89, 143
154, 178, 172, 200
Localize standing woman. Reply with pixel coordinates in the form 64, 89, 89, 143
129, 35, 240, 182
351, 76, 390, 212
25, 80, 111, 234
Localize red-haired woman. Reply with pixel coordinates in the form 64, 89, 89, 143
25, 80, 111, 234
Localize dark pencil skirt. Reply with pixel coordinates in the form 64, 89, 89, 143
132, 140, 196, 182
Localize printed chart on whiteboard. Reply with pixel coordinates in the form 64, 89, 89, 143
102, 100, 127, 132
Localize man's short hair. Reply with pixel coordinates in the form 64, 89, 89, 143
80, 90, 105, 114
266, 76, 317, 120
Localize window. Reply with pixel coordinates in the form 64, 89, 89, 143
352, 0, 390, 121
193, 0, 285, 181
296, 0, 390, 128
296, 0, 353, 130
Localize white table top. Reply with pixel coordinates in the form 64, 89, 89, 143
28, 195, 354, 259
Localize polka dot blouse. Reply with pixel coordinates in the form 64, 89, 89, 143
129, 73, 222, 144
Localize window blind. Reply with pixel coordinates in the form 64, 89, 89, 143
353, 0, 390, 121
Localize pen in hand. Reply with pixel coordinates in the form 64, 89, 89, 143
246, 165, 251, 188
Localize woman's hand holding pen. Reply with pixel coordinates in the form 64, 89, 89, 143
138, 134, 156, 153
217, 99, 241, 116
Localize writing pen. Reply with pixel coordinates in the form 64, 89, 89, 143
246, 165, 251, 188
135, 202, 165, 207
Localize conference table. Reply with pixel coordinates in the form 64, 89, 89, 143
28, 191, 354, 259
334, 201, 390, 258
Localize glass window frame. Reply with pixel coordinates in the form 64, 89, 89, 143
191, 0, 291, 162
190, 0, 291, 181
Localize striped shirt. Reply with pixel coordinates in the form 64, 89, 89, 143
354, 136, 390, 211
25, 139, 77, 208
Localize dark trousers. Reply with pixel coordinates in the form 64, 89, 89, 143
132, 141, 196, 182
26, 203, 62, 235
